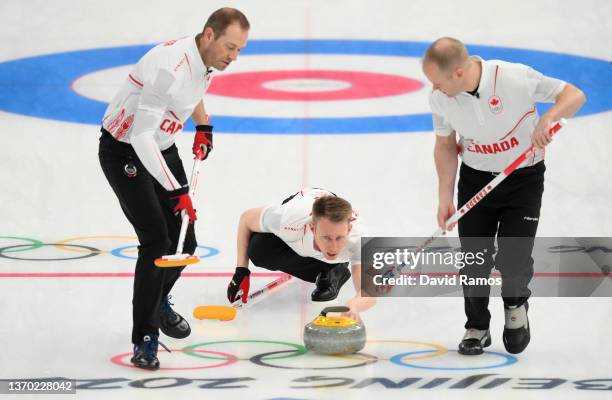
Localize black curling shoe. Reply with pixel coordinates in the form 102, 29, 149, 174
458, 328, 492, 355
311, 263, 351, 302
503, 302, 530, 354
160, 295, 191, 339
131, 334, 161, 370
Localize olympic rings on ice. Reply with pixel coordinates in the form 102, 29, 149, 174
0, 243, 100, 261
182, 340, 307, 361
146, 339, 516, 371
0, 235, 219, 262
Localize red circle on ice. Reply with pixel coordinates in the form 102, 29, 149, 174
110, 349, 238, 370
207, 70, 423, 101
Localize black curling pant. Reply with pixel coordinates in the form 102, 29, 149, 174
248, 232, 345, 282
458, 161, 545, 330
98, 129, 196, 344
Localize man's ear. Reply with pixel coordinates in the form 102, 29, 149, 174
455, 66, 464, 79
203, 26, 215, 43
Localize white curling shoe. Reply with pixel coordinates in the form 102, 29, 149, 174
458, 328, 491, 355
503, 301, 530, 354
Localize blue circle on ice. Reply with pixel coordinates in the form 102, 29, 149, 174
390, 349, 517, 370
0, 40, 609, 134
110, 244, 219, 261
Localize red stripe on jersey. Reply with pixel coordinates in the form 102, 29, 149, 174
128, 74, 143, 87
498, 106, 536, 141
184, 53, 192, 78
493, 65, 499, 95
153, 143, 176, 190
169, 110, 180, 121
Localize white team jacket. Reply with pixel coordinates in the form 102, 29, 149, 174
430, 57, 565, 172
102, 36, 213, 190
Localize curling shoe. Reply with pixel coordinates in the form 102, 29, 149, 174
131, 334, 166, 370
503, 301, 530, 354
458, 328, 491, 355
311, 263, 351, 302
160, 295, 191, 339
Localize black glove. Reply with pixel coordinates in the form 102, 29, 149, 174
227, 267, 251, 304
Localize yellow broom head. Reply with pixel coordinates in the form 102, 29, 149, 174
154, 254, 199, 267
193, 305, 237, 321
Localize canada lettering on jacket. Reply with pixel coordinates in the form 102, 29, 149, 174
467, 137, 519, 154
160, 119, 184, 134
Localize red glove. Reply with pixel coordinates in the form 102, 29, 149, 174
193, 125, 213, 159
168, 186, 197, 223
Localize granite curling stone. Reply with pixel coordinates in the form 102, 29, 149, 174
303, 306, 366, 355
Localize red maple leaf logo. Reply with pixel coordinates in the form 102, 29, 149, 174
490, 98, 499, 106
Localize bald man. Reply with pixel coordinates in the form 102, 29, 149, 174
422, 37, 585, 355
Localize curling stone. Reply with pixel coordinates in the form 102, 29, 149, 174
303, 306, 366, 355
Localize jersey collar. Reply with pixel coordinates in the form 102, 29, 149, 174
473, 56, 492, 96
190, 35, 211, 81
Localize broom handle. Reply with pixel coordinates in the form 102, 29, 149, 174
173, 148, 205, 256
233, 274, 293, 309
394, 118, 567, 276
